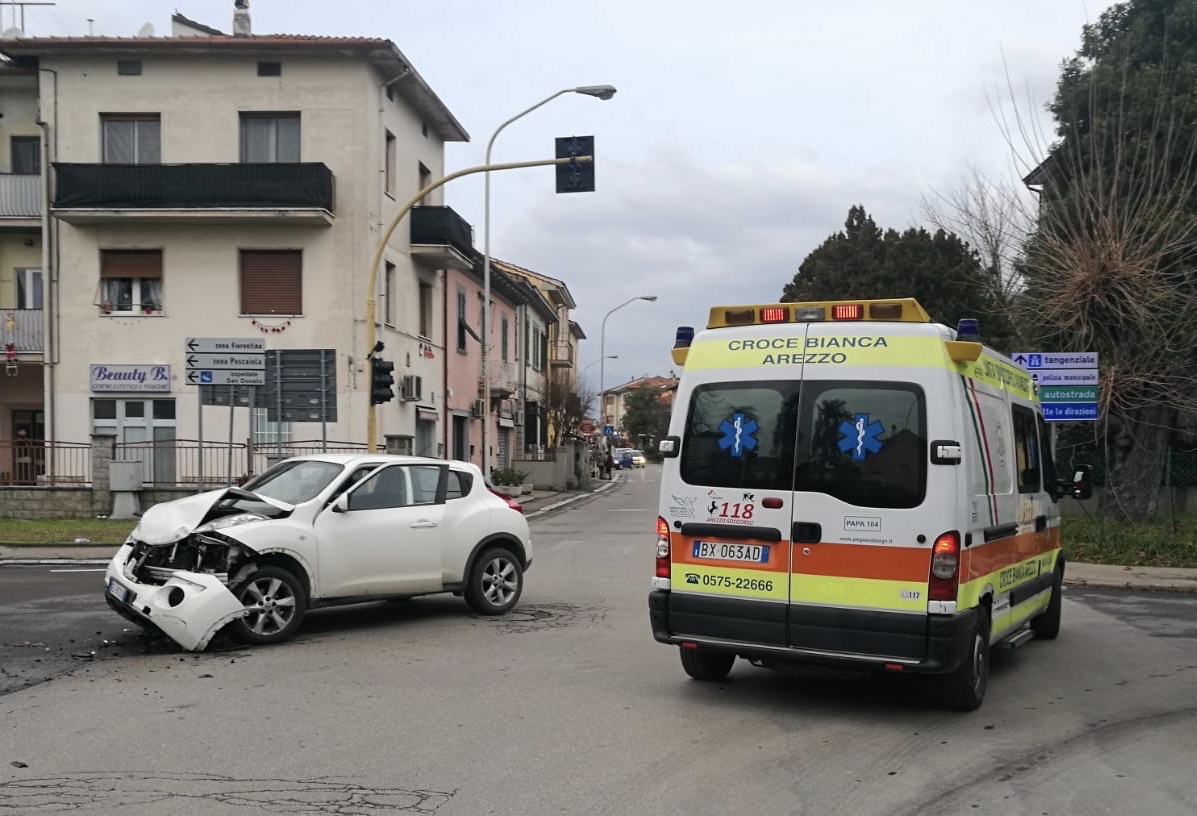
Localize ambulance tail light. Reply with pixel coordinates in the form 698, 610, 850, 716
831, 303, 864, 320
759, 306, 789, 323
655, 516, 672, 579
928, 531, 961, 601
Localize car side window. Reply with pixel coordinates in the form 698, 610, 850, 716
409, 465, 445, 504
347, 466, 410, 511
445, 470, 473, 500
328, 464, 384, 504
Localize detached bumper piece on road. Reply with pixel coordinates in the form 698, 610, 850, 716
105, 544, 246, 652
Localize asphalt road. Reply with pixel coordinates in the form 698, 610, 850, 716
2, 467, 1195, 815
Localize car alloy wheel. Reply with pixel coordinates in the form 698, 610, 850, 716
230, 565, 307, 646
466, 547, 523, 615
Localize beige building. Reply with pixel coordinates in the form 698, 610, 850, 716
0, 8, 473, 484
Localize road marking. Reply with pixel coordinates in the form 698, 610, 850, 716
50, 568, 107, 573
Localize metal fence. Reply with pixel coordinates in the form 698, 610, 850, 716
114, 438, 371, 489
1055, 443, 1197, 488
0, 439, 91, 487
514, 445, 557, 462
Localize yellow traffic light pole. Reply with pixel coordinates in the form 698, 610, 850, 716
365, 155, 593, 452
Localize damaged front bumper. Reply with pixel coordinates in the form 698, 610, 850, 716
104, 544, 247, 652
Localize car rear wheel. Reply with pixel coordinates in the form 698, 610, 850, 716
229, 565, 307, 646
679, 646, 735, 681
465, 547, 523, 615
941, 608, 990, 711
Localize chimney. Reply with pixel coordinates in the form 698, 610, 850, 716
233, 0, 251, 37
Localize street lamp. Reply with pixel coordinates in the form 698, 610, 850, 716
480, 84, 617, 476
599, 295, 657, 434
583, 354, 617, 379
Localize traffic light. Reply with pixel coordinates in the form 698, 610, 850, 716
555, 135, 595, 193
369, 357, 395, 405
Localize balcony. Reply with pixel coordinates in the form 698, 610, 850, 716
52, 163, 335, 226
2, 308, 43, 354
481, 361, 518, 399
550, 343, 575, 368
0, 174, 42, 226
410, 205, 473, 269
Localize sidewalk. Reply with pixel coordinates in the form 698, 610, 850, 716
0, 473, 624, 563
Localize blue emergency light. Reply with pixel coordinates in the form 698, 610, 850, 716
674, 326, 695, 349
956, 318, 980, 342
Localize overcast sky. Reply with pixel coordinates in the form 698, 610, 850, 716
15, 0, 1116, 391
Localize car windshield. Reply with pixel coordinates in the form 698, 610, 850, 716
632, 450, 644, 458
240, 460, 345, 504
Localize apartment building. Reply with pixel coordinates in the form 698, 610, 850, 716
601, 374, 679, 435
495, 261, 585, 447
0, 7, 474, 482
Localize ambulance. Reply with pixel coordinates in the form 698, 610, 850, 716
648, 299, 1094, 711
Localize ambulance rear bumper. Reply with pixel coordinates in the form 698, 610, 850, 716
648, 590, 976, 674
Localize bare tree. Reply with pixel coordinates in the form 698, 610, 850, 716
1001, 36, 1197, 522
921, 164, 1037, 348
543, 372, 595, 447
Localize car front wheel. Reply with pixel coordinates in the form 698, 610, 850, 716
229, 565, 308, 646
465, 547, 523, 615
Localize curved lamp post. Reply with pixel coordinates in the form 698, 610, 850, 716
479, 84, 617, 475
599, 295, 657, 435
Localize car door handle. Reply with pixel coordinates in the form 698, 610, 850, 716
410, 521, 438, 529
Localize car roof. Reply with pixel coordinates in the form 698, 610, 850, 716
280, 453, 480, 472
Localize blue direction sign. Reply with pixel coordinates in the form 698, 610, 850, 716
1011, 351, 1098, 370
1014, 351, 1098, 422
603, 424, 616, 437
1042, 403, 1099, 421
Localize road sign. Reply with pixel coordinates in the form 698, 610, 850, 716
1012, 351, 1098, 370
603, 424, 616, 437
1037, 386, 1098, 403
1042, 403, 1099, 421
1014, 351, 1098, 422
187, 369, 266, 386
185, 337, 266, 354
1029, 369, 1099, 386
185, 352, 266, 370
185, 337, 266, 389
579, 420, 596, 434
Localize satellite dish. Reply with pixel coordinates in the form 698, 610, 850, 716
1, 27, 24, 39
136, 22, 155, 37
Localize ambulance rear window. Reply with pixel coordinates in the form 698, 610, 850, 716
679, 380, 926, 508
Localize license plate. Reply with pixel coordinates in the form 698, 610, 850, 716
106, 578, 130, 604
691, 541, 770, 564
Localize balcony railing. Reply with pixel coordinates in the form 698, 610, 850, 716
2, 308, 43, 353
410, 205, 473, 268
0, 173, 42, 219
52, 163, 336, 223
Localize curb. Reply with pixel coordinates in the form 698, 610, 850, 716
525, 474, 622, 521
1063, 577, 1197, 594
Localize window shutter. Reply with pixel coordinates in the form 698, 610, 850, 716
240, 250, 302, 315
101, 250, 162, 278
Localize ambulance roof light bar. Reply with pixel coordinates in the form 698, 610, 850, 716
706, 298, 932, 329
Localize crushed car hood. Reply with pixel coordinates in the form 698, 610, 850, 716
133, 487, 294, 545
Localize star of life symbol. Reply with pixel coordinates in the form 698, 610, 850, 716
718, 412, 758, 457
838, 413, 884, 462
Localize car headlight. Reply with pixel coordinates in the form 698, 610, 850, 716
196, 513, 264, 533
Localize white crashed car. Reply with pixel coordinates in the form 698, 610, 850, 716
104, 454, 532, 651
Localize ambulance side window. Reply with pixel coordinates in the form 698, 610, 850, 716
1013, 406, 1041, 494
1037, 413, 1058, 501
679, 381, 799, 490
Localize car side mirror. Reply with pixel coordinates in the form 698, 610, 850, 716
1070, 464, 1095, 501
332, 493, 350, 513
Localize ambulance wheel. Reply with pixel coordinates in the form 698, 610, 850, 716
1031, 566, 1063, 640
941, 610, 990, 712
679, 646, 735, 681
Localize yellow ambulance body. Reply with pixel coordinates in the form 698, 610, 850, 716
648, 299, 1092, 711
